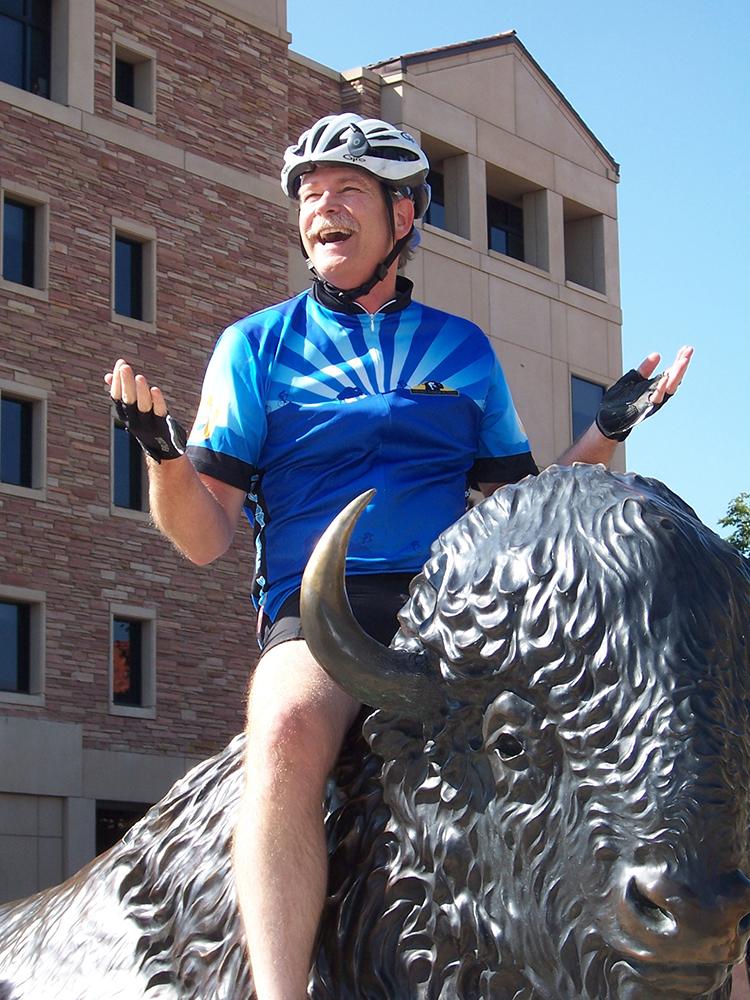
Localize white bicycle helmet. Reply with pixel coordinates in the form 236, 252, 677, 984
282, 113, 431, 219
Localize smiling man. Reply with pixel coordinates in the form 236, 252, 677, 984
106, 113, 691, 999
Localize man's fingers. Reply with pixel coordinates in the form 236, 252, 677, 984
105, 359, 172, 418
662, 345, 694, 395
113, 361, 138, 405
636, 352, 661, 379
151, 386, 168, 418
107, 366, 121, 399
635, 346, 694, 404
134, 374, 155, 413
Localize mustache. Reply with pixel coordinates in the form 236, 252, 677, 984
305, 213, 360, 240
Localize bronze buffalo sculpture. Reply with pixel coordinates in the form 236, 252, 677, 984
1, 464, 750, 999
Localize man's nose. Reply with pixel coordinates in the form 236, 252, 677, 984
313, 189, 341, 212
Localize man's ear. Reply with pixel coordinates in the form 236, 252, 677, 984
393, 195, 416, 240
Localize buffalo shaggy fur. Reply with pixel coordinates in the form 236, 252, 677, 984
1, 466, 749, 999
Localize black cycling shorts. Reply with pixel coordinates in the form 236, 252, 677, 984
257, 572, 414, 656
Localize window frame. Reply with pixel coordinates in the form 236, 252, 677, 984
109, 603, 156, 718
0, 584, 46, 706
111, 219, 156, 329
486, 193, 525, 261
0, 183, 50, 298
563, 197, 607, 296
419, 136, 471, 242
0, 379, 48, 498
111, 34, 156, 122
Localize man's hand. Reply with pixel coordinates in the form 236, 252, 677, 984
105, 359, 187, 463
596, 345, 693, 441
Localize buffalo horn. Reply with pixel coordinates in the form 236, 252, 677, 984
300, 490, 443, 718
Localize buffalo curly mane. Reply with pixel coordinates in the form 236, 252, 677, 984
313, 465, 750, 999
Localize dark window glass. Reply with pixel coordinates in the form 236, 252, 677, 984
95, 801, 151, 854
0, 16, 24, 88
112, 617, 143, 706
114, 58, 135, 106
424, 169, 446, 230
113, 421, 143, 509
487, 195, 524, 261
571, 375, 605, 442
0, 0, 50, 96
0, 601, 31, 693
3, 198, 35, 287
1, 396, 33, 486
114, 236, 143, 320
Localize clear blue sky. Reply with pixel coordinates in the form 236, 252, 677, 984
287, 0, 749, 533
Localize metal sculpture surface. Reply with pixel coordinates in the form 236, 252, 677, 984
1, 465, 750, 1000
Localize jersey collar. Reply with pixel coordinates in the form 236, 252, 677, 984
311, 275, 413, 316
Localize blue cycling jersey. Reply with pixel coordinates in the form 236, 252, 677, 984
186, 283, 536, 619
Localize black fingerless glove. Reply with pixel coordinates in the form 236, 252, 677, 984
595, 369, 672, 442
114, 399, 188, 463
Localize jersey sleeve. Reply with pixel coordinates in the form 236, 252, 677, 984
186, 322, 267, 491
469, 355, 538, 487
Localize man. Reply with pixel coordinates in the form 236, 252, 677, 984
106, 113, 692, 999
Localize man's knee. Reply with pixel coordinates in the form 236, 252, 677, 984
244, 641, 359, 784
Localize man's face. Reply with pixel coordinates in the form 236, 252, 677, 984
297, 165, 396, 290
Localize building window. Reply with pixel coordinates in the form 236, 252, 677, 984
114, 235, 143, 319
96, 800, 151, 854
112, 222, 155, 325
487, 195, 524, 261
0, 381, 46, 493
112, 39, 155, 117
0, 600, 30, 693
571, 375, 605, 442
485, 162, 547, 268
110, 605, 155, 716
0, 0, 51, 98
2, 198, 35, 285
564, 198, 606, 294
1, 394, 32, 486
113, 419, 145, 510
1, 188, 48, 292
0, 586, 45, 703
112, 616, 143, 706
424, 170, 446, 230
419, 137, 471, 240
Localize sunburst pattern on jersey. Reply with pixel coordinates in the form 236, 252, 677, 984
265, 299, 494, 411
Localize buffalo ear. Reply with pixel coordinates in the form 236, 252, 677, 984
300, 490, 444, 719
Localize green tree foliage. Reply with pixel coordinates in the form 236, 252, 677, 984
718, 492, 750, 557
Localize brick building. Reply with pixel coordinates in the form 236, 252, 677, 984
0, 0, 621, 902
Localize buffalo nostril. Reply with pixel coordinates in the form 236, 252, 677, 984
739, 913, 750, 935
626, 877, 676, 931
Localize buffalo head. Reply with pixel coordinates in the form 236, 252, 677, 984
304, 464, 750, 999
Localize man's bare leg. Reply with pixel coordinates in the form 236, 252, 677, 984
233, 640, 360, 1000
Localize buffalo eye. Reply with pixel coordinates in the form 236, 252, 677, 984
494, 732, 525, 759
